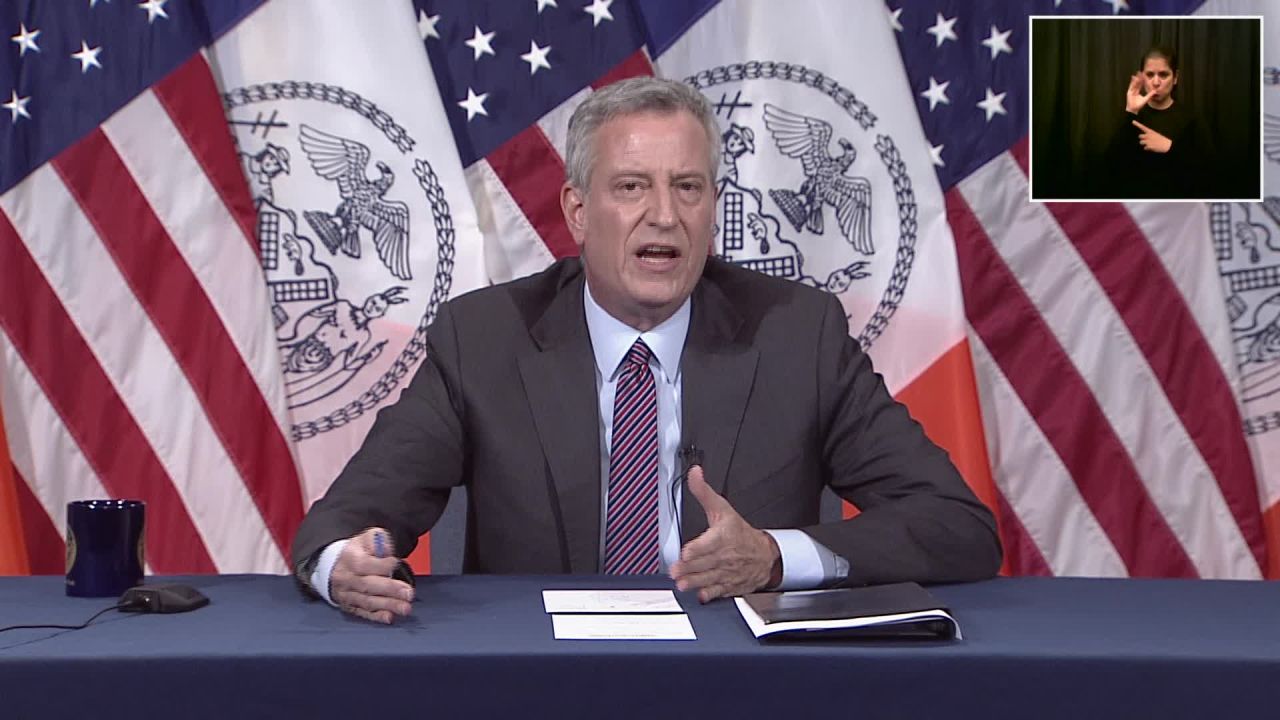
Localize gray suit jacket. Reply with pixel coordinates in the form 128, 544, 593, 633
292, 257, 1001, 586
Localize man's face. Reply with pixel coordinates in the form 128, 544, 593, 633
561, 110, 715, 331
1141, 57, 1176, 105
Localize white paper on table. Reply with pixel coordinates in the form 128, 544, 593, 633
551, 613, 697, 640
541, 589, 683, 614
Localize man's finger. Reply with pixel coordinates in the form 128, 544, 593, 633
686, 465, 730, 518
345, 550, 400, 578
1132, 120, 1151, 133
332, 578, 414, 620
333, 586, 412, 617
346, 606, 394, 625
671, 539, 721, 576
349, 589, 413, 617
674, 569, 734, 602
672, 567, 724, 594
697, 584, 729, 604
676, 520, 726, 562
351, 574, 415, 603
333, 586, 398, 623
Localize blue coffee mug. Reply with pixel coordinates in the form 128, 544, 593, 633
65, 500, 145, 597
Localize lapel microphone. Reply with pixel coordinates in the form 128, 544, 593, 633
678, 445, 703, 475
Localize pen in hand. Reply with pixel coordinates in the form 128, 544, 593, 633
371, 529, 413, 595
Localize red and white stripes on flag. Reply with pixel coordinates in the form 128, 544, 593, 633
0, 55, 301, 574
952, 140, 1266, 579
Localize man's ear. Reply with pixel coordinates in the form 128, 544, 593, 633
561, 183, 587, 247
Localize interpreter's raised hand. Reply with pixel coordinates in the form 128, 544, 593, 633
1132, 120, 1172, 153
329, 527, 415, 624
669, 466, 782, 603
1126, 73, 1150, 114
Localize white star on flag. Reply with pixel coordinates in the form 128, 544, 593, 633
584, 0, 614, 27
981, 26, 1012, 60
11, 23, 41, 56
926, 12, 958, 48
888, 7, 903, 33
3, 89, 32, 123
138, 0, 169, 24
521, 40, 552, 75
418, 11, 440, 41
921, 76, 950, 111
458, 87, 489, 121
71, 40, 104, 73
1104, 0, 1130, 14
977, 87, 1007, 121
465, 26, 496, 60
536, 0, 558, 13
929, 143, 945, 167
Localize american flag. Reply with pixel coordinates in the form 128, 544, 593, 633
1, 0, 301, 574
2, 0, 1274, 580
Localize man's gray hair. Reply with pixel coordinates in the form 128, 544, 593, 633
564, 76, 720, 191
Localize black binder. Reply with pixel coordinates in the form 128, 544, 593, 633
737, 582, 959, 640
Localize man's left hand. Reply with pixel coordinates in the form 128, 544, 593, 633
1133, 120, 1173, 153
669, 466, 781, 603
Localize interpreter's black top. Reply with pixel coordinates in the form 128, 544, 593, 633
1105, 100, 1215, 199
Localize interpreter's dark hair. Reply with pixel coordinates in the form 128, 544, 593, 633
1139, 46, 1179, 75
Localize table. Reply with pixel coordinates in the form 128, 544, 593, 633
1, 574, 1278, 719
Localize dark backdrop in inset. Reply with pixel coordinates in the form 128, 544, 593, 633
1031, 17, 1259, 200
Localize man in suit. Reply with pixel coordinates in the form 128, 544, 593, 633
292, 77, 1001, 624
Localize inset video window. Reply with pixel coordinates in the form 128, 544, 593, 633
1030, 16, 1262, 202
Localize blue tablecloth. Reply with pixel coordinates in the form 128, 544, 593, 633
1, 574, 1278, 719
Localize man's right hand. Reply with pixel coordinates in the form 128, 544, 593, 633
1126, 73, 1149, 114
329, 527, 415, 624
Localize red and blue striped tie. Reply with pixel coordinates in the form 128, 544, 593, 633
604, 339, 661, 575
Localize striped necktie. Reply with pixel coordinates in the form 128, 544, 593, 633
603, 339, 661, 574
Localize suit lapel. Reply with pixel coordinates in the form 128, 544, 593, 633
517, 270, 602, 574
679, 279, 758, 542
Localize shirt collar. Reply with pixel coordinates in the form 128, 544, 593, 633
583, 280, 690, 385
